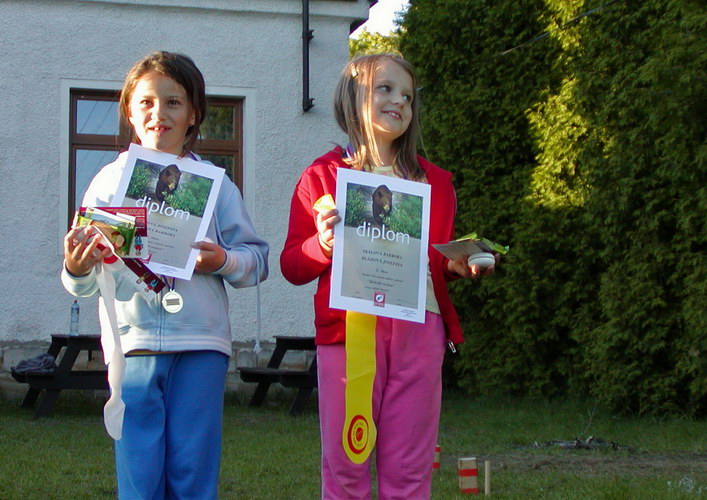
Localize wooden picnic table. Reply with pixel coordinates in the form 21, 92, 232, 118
237, 335, 317, 415
13, 334, 107, 418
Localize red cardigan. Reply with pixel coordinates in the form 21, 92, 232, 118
280, 147, 464, 345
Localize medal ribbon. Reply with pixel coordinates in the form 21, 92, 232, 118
90, 233, 126, 440
97, 262, 126, 440
342, 311, 378, 463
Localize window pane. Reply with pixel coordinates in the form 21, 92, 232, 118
199, 154, 234, 180
75, 149, 119, 208
76, 100, 119, 135
201, 106, 234, 140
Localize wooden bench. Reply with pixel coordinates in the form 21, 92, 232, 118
12, 334, 107, 418
238, 335, 317, 415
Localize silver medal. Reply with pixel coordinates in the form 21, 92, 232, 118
162, 290, 184, 313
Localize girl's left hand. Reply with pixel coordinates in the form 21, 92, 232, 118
192, 241, 226, 273
447, 252, 500, 279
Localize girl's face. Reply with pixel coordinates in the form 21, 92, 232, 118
128, 71, 195, 155
370, 58, 414, 151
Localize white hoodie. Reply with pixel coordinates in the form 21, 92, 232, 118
61, 152, 269, 357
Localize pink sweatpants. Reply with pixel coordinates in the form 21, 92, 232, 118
317, 312, 446, 500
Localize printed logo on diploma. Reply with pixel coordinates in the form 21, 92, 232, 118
330, 168, 431, 323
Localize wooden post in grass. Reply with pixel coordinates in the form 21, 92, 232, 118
458, 457, 479, 494
484, 460, 491, 495
432, 444, 441, 471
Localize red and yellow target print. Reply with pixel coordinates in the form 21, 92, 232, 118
346, 414, 370, 455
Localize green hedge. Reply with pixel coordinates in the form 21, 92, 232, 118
399, 0, 706, 416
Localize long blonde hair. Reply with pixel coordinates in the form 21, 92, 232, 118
333, 54, 424, 181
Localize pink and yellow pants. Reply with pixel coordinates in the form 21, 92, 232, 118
317, 312, 446, 499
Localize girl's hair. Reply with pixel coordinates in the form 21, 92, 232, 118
333, 53, 424, 181
119, 51, 206, 156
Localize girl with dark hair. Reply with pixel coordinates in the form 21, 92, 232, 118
62, 51, 268, 499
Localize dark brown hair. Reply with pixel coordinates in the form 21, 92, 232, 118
333, 53, 424, 181
119, 51, 206, 156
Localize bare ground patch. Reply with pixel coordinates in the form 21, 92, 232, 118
441, 452, 707, 476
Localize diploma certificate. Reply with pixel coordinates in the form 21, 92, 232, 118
330, 168, 431, 323
112, 144, 224, 280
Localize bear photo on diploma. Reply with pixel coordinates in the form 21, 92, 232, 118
112, 143, 224, 280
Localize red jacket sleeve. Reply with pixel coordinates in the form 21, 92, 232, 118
280, 153, 339, 286
424, 157, 465, 344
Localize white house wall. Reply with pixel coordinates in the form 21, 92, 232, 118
0, 0, 370, 347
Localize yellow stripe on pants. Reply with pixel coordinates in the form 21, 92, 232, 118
342, 311, 378, 463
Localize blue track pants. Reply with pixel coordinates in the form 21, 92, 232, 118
115, 351, 229, 500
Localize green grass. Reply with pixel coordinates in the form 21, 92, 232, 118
0, 391, 704, 499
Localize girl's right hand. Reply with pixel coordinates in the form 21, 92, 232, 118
447, 252, 499, 279
63, 226, 111, 277
316, 208, 341, 258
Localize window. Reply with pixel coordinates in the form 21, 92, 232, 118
197, 97, 244, 191
68, 89, 243, 225
69, 90, 125, 221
